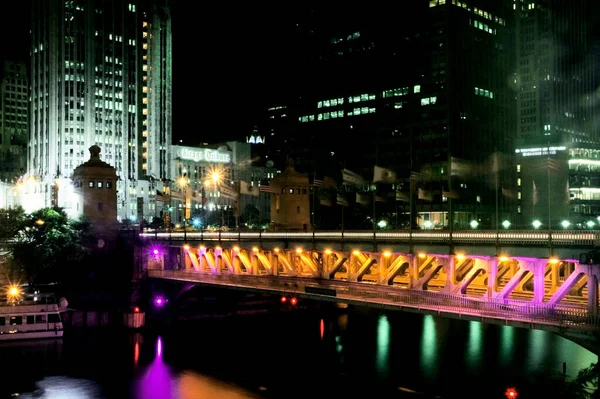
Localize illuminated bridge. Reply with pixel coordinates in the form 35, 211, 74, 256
140, 230, 600, 350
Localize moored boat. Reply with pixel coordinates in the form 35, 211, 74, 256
0, 287, 64, 341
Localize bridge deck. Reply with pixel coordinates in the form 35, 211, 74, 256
141, 229, 598, 247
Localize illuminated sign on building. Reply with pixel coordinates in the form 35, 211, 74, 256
177, 148, 231, 163
515, 146, 567, 157
246, 135, 265, 144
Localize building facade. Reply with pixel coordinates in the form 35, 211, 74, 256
0, 61, 28, 182
514, 0, 597, 227
163, 142, 276, 228
70, 145, 118, 229
28, 0, 172, 221
252, 0, 516, 229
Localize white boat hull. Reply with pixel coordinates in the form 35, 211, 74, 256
0, 329, 63, 341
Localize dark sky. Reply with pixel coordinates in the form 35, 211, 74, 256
2, 1, 600, 146
0, 1, 279, 144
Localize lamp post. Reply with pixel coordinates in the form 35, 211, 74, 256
205, 169, 223, 228
178, 175, 188, 243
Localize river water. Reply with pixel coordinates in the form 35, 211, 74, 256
0, 307, 596, 399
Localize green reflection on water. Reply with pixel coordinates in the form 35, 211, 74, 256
420, 315, 437, 380
499, 325, 515, 367
376, 314, 390, 377
466, 321, 483, 371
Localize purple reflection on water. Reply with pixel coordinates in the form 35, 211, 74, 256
135, 337, 176, 399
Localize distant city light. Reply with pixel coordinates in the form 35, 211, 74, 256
532, 220, 542, 229
561, 220, 571, 229
469, 220, 479, 229
377, 220, 387, 228
502, 220, 511, 229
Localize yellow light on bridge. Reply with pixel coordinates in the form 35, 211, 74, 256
325, 249, 332, 255
418, 252, 427, 259
456, 253, 466, 261
352, 250, 360, 255
252, 247, 259, 252
215, 246, 222, 251
549, 257, 560, 264
296, 248, 303, 254
233, 246, 240, 252
499, 255, 509, 262
199, 245, 206, 251
383, 251, 392, 258
183, 244, 190, 251
274, 247, 280, 253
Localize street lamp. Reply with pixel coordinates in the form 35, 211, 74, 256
205, 167, 226, 229
7, 285, 20, 304
178, 176, 188, 242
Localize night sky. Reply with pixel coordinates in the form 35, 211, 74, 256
2, 1, 600, 145
0, 1, 284, 144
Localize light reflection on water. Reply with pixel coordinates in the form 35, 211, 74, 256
465, 320, 483, 371
375, 314, 390, 378
18, 376, 102, 398
2, 309, 598, 399
420, 314, 438, 380
499, 325, 515, 367
133, 336, 264, 399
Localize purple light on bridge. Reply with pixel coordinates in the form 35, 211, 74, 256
154, 296, 165, 307
153, 249, 159, 256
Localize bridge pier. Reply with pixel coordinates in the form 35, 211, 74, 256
533, 261, 546, 304
588, 272, 598, 315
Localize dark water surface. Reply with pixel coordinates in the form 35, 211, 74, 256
0, 307, 596, 398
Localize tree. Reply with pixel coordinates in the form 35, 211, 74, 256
150, 216, 164, 230
576, 362, 599, 398
243, 204, 260, 226
0, 206, 26, 242
9, 208, 88, 285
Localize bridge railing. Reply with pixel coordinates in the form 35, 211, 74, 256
149, 270, 600, 331
140, 229, 599, 246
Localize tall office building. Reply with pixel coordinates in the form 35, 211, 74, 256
28, 0, 172, 221
254, 0, 515, 229
514, 0, 597, 227
0, 61, 28, 182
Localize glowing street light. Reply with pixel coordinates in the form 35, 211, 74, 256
8, 286, 20, 298
587, 220, 595, 229
423, 220, 433, 229
377, 220, 387, 228
532, 220, 542, 229
470, 220, 479, 229
211, 171, 221, 183
35, 219, 45, 226
502, 220, 511, 229
561, 220, 571, 229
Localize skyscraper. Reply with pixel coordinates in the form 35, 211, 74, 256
0, 61, 28, 182
253, 0, 515, 229
514, 0, 597, 227
28, 0, 172, 221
